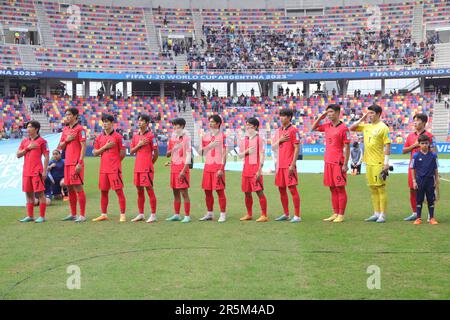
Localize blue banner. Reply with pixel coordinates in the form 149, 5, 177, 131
300, 143, 450, 156
0, 133, 61, 207
3, 67, 450, 81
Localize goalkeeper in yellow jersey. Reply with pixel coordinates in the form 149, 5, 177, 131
350, 104, 391, 223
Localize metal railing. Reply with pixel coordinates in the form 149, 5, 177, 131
0, 63, 440, 75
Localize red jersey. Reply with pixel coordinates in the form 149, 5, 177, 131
405, 130, 435, 161
240, 134, 264, 177
131, 130, 157, 173
94, 130, 125, 173
202, 131, 227, 172
274, 124, 300, 168
19, 135, 49, 177
168, 133, 191, 173
317, 121, 350, 165
60, 122, 86, 165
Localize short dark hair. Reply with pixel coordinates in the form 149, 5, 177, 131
413, 113, 428, 124
138, 114, 151, 123
246, 117, 260, 130
326, 104, 341, 113
27, 120, 41, 134
418, 134, 431, 143
65, 108, 79, 117
208, 114, 223, 127
101, 114, 115, 123
353, 142, 359, 148
368, 104, 382, 115
52, 149, 61, 155
279, 108, 294, 119
172, 117, 186, 128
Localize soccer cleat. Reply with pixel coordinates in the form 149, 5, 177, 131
199, 213, 214, 221
375, 216, 386, 223
365, 215, 378, 222
218, 214, 226, 223
413, 218, 422, 225
34, 217, 46, 223
333, 215, 344, 223
62, 215, 76, 221
166, 214, 181, 222
429, 218, 439, 225
75, 216, 86, 223
404, 213, 417, 221
290, 216, 302, 223
239, 215, 252, 221
119, 214, 126, 223
256, 215, 269, 222
131, 214, 145, 222
146, 215, 157, 223
92, 215, 108, 222
181, 216, 191, 223
19, 216, 34, 223
323, 214, 338, 222
275, 215, 289, 221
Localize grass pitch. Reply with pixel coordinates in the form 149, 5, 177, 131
1, 157, 449, 299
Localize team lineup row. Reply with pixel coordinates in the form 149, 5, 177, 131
16, 106, 439, 225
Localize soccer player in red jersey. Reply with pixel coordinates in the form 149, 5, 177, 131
130, 114, 159, 223
312, 104, 350, 223
271, 109, 301, 223
92, 114, 127, 222
402, 113, 436, 221
165, 118, 192, 223
58, 108, 87, 222
199, 115, 227, 223
17, 121, 50, 223
239, 117, 268, 222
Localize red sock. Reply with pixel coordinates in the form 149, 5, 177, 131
258, 193, 267, 216
184, 202, 191, 216
77, 190, 86, 217
26, 203, 34, 218
115, 189, 126, 214
410, 189, 417, 213
330, 187, 339, 214
146, 188, 157, 214
101, 191, 109, 213
39, 203, 47, 218
337, 187, 347, 215
174, 200, 181, 214
289, 186, 301, 217
278, 187, 289, 215
217, 189, 227, 212
245, 193, 253, 216
205, 190, 214, 212
69, 190, 77, 216
137, 188, 145, 214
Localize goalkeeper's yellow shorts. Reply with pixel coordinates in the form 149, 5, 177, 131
366, 165, 386, 187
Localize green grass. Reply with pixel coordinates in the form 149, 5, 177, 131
1, 157, 450, 299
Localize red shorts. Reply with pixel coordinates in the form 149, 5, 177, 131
408, 168, 414, 189
202, 171, 226, 190
64, 165, 84, 186
134, 171, 155, 188
22, 175, 45, 193
242, 175, 264, 193
275, 167, 298, 187
170, 171, 190, 189
323, 163, 347, 187
99, 172, 124, 191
